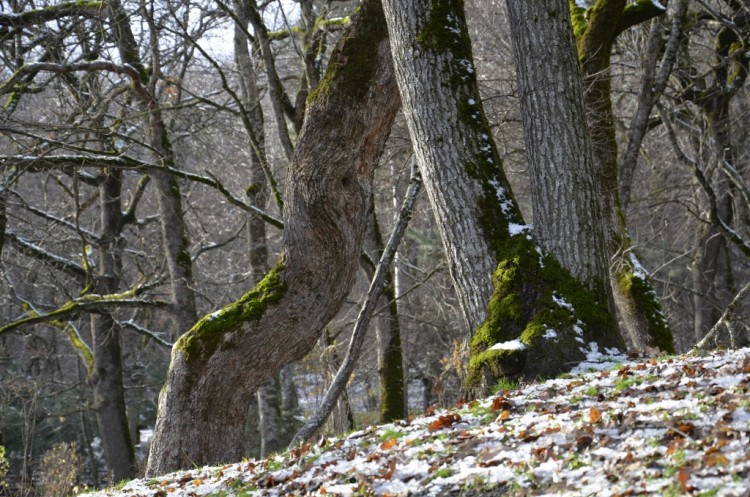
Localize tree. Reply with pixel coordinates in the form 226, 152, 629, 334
569, 0, 675, 353
145, 0, 401, 474
382, 0, 625, 393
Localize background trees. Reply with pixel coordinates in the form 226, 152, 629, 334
1, 0, 749, 492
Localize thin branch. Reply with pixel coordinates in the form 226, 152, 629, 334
0, 154, 283, 229
119, 320, 173, 348
0, 2, 104, 28
0, 284, 168, 335
291, 160, 422, 446
692, 279, 750, 350
4, 230, 87, 281
191, 219, 247, 261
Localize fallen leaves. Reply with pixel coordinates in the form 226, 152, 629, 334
427, 413, 462, 431
80, 348, 750, 497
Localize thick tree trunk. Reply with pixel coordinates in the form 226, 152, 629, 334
382, 0, 624, 393
90, 170, 136, 481
506, 0, 610, 294
571, 0, 674, 353
145, 0, 399, 475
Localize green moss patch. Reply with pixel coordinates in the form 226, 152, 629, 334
467, 235, 624, 396
176, 262, 287, 363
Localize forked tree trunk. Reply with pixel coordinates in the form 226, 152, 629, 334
145, 0, 399, 475
382, 0, 624, 393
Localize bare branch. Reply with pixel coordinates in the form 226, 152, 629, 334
0, 2, 104, 29
692, 279, 750, 350
0, 291, 169, 335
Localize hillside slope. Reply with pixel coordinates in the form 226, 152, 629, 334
83, 348, 750, 497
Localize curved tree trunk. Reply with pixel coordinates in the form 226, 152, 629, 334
382, 0, 624, 394
145, 0, 399, 475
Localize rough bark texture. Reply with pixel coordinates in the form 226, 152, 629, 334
506, 0, 610, 294
381, 0, 503, 333
145, 0, 399, 475
382, 0, 624, 395
571, 0, 674, 353
90, 170, 136, 481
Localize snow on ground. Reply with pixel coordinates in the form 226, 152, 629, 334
83, 348, 750, 497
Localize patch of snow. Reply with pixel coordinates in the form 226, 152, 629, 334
489, 339, 526, 351
552, 293, 574, 311
542, 328, 558, 339
508, 223, 533, 236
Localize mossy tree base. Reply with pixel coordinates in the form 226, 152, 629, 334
467, 234, 625, 397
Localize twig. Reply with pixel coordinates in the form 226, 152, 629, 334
692, 279, 750, 351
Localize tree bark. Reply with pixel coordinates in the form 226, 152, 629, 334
145, 0, 399, 475
506, 0, 610, 294
90, 169, 136, 481
382, 0, 624, 393
571, 0, 674, 353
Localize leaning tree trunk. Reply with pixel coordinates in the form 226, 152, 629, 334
145, 0, 399, 475
382, 0, 624, 394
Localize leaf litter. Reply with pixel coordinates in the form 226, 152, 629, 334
83, 347, 750, 496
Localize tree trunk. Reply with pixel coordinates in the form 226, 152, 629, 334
506, 0, 610, 294
365, 207, 406, 423
693, 110, 736, 343
107, 0, 197, 337
90, 169, 136, 481
571, 0, 674, 353
233, 3, 285, 457
145, 0, 399, 475
382, 0, 624, 394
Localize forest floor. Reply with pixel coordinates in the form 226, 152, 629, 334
83, 347, 750, 497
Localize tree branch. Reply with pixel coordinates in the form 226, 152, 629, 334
692, 279, 750, 350
0, 285, 168, 335
0, 2, 104, 29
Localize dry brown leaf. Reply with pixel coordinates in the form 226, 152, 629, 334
676, 468, 690, 493
497, 410, 511, 422
589, 406, 603, 423
428, 413, 462, 431
380, 437, 397, 450
704, 452, 729, 467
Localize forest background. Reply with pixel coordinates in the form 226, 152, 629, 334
0, 0, 749, 495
